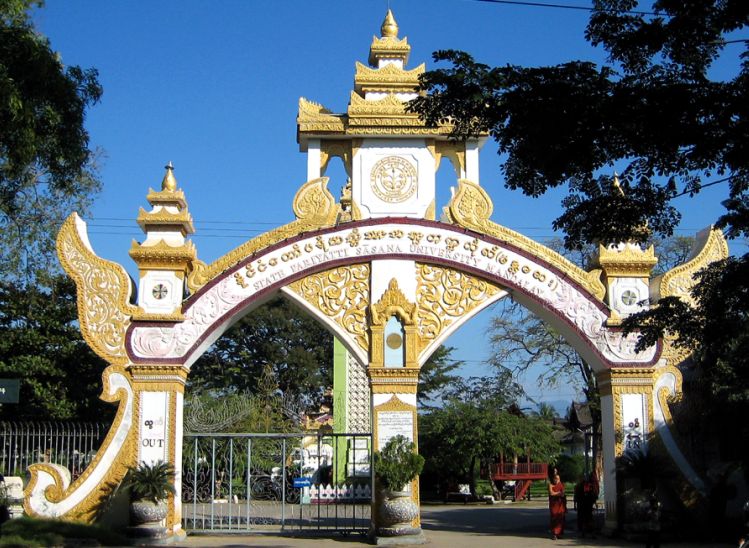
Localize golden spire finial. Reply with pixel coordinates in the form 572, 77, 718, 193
381, 9, 398, 38
612, 172, 624, 196
161, 161, 177, 192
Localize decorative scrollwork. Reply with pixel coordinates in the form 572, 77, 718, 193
56, 214, 140, 365
416, 263, 502, 349
287, 264, 370, 351
657, 227, 729, 306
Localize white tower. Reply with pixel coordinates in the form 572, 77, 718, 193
297, 9, 485, 222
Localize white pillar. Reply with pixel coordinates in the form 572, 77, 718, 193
307, 139, 321, 181
600, 392, 618, 531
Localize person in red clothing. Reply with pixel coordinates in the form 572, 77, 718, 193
548, 473, 567, 539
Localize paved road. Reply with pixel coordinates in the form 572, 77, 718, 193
175, 501, 733, 547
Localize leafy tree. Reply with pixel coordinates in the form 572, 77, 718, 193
417, 345, 462, 408
1, 0, 103, 282
0, 275, 111, 420
0, 1, 105, 421
419, 375, 557, 497
410, 0, 748, 463
410, 2, 747, 249
187, 296, 333, 409
183, 367, 300, 434
534, 402, 557, 421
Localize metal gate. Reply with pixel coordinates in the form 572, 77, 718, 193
182, 432, 372, 534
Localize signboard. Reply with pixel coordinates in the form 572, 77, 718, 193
139, 392, 169, 464
0, 379, 19, 404
293, 477, 312, 488
377, 410, 413, 449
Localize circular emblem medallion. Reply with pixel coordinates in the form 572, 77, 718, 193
370, 156, 417, 203
621, 289, 638, 306
386, 333, 403, 350
152, 284, 169, 300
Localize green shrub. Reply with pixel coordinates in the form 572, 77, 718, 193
374, 435, 425, 491
474, 480, 493, 497
125, 460, 175, 503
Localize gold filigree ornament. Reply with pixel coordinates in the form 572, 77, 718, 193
656, 226, 729, 306
652, 227, 728, 368
353, 61, 424, 93
56, 214, 142, 365
416, 263, 503, 352
446, 179, 606, 301
188, 178, 341, 292
297, 98, 346, 134
371, 278, 418, 327
287, 264, 371, 351
370, 279, 420, 369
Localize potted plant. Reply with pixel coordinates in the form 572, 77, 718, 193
373, 435, 425, 537
125, 460, 175, 533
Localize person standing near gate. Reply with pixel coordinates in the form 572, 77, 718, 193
548, 473, 567, 540
575, 473, 598, 537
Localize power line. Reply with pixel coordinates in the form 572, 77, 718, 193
469, 0, 660, 16
671, 175, 734, 199
85, 217, 711, 234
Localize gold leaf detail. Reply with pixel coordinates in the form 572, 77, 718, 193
56, 214, 140, 365
188, 178, 340, 292
371, 278, 417, 326
292, 177, 339, 223
657, 227, 729, 306
25, 365, 137, 521
416, 263, 502, 350
287, 264, 370, 351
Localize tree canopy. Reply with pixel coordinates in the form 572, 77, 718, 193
417, 345, 462, 408
0, 275, 111, 420
1, 0, 102, 281
419, 376, 559, 495
410, 0, 749, 462
187, 296, 334, 409
410, 1, 747, 249
0, 1, 106, 420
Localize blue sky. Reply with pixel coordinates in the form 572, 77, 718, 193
35, 1, 742, 410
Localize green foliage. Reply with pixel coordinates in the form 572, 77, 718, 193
417, 345, 462, 407
419, 387, 560, 493
0, 275, 111, 420
554, 454, 585, 484
0, 516, 127, 546
373, 435, 424, 491
188, 297, 333, 409
0, 0, 102, 282
411, 0, 749, 467
623, 254, 749, 460
125, 460, 175, 504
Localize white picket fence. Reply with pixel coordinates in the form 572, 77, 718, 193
307, 482, 372, 503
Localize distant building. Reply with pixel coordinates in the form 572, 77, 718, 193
559, 402, 594, 458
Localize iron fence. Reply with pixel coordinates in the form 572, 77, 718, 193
0, 421, 107, 478
182, 432, 373, 535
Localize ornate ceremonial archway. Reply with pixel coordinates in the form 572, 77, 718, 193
24, 9, 728, 541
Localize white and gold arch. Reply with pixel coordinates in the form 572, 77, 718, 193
25, 9, 727, 539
